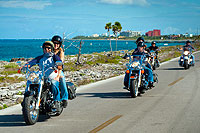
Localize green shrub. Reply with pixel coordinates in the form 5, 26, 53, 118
3, 104, 8, 109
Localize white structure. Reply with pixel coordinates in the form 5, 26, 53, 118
100, 33, 108, 37
120, 30, 141, 37
183, 33, 193, 37
92, 34, 99, 37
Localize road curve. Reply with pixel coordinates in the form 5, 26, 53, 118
1, 52, 200, 133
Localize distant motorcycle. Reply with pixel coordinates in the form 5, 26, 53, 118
123, 54, 151, 98
178, 48, 194, 69
18, 61, 65, 125
149, 50, 160, 70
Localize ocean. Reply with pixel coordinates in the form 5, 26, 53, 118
0, 39, 185, 61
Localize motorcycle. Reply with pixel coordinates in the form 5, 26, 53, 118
18, 61, 65, 125
178, 48, 194, 69
149, 50, 160, 70
123, 54, 151, 98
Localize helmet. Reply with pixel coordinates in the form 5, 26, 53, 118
136, 37, 145, 44
42, 41, 54, 51
186, 40, 191, 44
137, 42, 145, 47
151, 41, 156, 45
51, 35, 62, 46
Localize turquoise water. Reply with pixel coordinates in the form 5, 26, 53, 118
0, 39, 185, 61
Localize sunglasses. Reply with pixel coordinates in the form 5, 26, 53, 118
53, 41, 61, 45
44, 47, 51, 50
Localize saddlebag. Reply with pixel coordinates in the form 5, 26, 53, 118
66, 82, 77, 100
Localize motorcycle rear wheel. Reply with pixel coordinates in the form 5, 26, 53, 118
130, 80, 138, 98
23, 96, 39, 125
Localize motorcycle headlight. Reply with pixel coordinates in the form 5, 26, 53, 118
131, 62, 139, 67
28, 72, 39, 83
183, 51, 189, 56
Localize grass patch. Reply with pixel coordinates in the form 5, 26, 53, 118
0, 76, 25, 84
4, 63, 18, 69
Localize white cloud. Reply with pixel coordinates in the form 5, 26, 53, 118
99, 0, 149, 6
0, 0, 52, 10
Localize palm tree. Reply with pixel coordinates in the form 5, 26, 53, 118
105, 22, 112, 54
112, 22, 122, 51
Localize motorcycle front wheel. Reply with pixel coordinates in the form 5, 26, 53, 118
22, 96, 39, 125
184, 60, 189, 69
130, 79, 138, 98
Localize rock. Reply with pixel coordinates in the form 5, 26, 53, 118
15, 96, 24, 104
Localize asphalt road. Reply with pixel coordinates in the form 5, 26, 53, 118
1, 52, 200, 133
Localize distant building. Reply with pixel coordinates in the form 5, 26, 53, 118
183, 33, 193, 37
120, 30, 141, 37
92, 34, 99, 37
100, 33, 108, 37
145, 29, 161, 36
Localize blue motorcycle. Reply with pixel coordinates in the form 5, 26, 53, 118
124, 54, 150, 98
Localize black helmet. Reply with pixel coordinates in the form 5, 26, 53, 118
136, 37, 145, 44
51, 35, 62, 46
137, 42, 145, 47
151, 41, 156, 45
186, 40, 191, 44
42, 41, 54, 51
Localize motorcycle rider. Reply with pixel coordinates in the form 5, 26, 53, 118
124, 42, 154, 93
179, 40, 196, 65
148, 41, 160, 66
136, 37, 145, 45
51, 35, 68, 108
20, 41, 64, 109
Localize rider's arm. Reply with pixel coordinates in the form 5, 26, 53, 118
59, 48, 65, 62
53, 55, 63, 81
19, 55, 43, 70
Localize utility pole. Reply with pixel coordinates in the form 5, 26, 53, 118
76, 40, 82, 65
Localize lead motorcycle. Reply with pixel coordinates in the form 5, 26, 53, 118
178, 48, 194, 69
124, 54, 154, 98
19, 61, 65, 125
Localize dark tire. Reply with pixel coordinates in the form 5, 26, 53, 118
22, 96, 39, 125
153, 64, 156, 70
184, 60, 189, 69
130, 80, 138, 98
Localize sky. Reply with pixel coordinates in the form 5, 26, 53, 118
0, 0, 200, 39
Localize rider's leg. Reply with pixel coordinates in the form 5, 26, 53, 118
51, 79, 61, 101
144, 66, 154, 83
60, 71, 68, 101
191, 54, 195, 64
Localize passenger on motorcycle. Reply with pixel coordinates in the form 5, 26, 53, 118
52, 35, 68, 108
180, 40, 196, 65
20, 41, 63, 109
